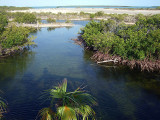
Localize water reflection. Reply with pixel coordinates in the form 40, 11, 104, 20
47, 27, 56, 31
82, 49, 160, 120
66, 26, 73, 30
0, 21, 160, 120
41, 19, 90, 26
0, 50, 35, 82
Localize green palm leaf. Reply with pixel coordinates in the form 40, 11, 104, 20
38, 107, 55, 120
67, 92, 97, 106
57, 106, 77, 120
0, 96, 7, 118
77, 105, 96, 120
50, 79, 67, 99
38, 79, 97, 120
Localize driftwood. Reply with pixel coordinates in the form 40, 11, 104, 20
92, 51, 160, 72
72, 35, 160, 72
97, 58, 118, 64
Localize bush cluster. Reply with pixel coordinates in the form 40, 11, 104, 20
47, 18, 56, 23
65, 20, 71, 23
0, 13, 8, 33
0, 25, 30, 48
14, 12, 37, 24
0, 13, 34, 50
0, 6, 30, 11
82, 15, 160, 60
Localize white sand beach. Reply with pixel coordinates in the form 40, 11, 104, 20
11, 8, 160, 15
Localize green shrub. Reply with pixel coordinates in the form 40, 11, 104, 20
37, 18, 42, 23
65, 20, 71, 23
90, 14, 95, 19
58, 12, 62, 15
80, 11, 85, 16
47, 18, 56, 23
0, 6, 30, 11
0, 13, 8, 33
0, 25, 30, 48
82, 15, 160, 60
14, 12, 37, 24
156, 6, 160, 10
109, 14, 127, 22
95, 11, 104, 17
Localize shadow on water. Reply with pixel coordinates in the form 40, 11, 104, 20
47, 26, 73, 32
47, 27, 56, 32
2, 67, 86, 120
82, 49, 160, 120
0, 49, 36, 83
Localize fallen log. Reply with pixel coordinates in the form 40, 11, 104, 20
97, 58, 118, 64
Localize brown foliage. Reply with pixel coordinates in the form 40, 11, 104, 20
73, 35, 160, 72
92, 51, 160, 72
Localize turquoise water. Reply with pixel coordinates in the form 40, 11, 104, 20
0, 21, 160, 120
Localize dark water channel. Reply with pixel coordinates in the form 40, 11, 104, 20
0, 21, 160, 120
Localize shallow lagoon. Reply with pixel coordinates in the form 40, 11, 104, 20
0, 21, 160, 120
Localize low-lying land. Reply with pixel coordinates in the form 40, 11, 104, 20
6, 8, 160, 25
11, 8, 160, 15
15, 23, 74, 28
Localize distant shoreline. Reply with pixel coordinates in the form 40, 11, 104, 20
11, 8, 160, 15
31, 5, 157, 9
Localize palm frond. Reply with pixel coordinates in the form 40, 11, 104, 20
61, 78, 67, 93
57, 106, 77, 120
38, 107, 55, 120
76, 105, 96, 120
37, 79, 97, 120
67, 91, 97, 106
49, 79, 67, 99
0, 98, 7, 118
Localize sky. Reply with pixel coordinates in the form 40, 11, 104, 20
0, 0, 160, 7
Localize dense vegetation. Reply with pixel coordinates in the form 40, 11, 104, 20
81, 14, 160, 71
156, 6, 160, 10
65, 20, 71, 23
1, 25, 31, 48
0, 13, 8, 33
13, 12, 37, 24
0, 13, 36, 56
47, 18, 56, 23
38, 79, 96, 120
0, 6, 30, 11
33, 11, 135, 23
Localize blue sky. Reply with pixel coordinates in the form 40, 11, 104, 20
0, 0, 160, 7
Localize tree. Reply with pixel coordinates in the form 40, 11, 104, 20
90, 14, 95, 19
38, 79, 96, 120
0, 13, 8, 33
82, 16, 160, 61
47, 18, 56, 23
95, 11, 104, 17
14, 12, 37, 24
65, 20, 71, 23
0, 25, 30, 48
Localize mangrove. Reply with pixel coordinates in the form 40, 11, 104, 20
80, 14, 160, 72
0, 12, 36, 57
